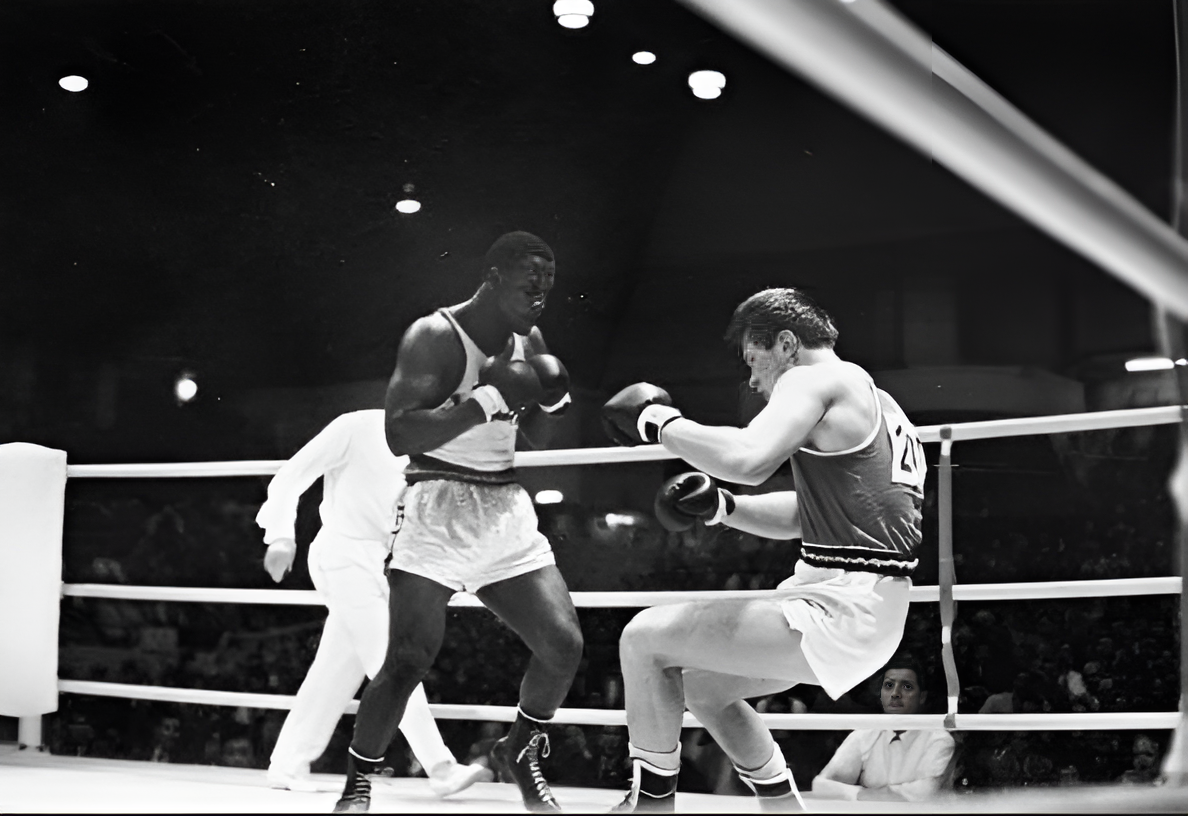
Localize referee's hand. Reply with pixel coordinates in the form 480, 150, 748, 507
264, 539, 297, 583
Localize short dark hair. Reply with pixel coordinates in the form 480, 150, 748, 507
723, 287, 838, 351
881, 654, 927, 691
483, 231, 554, 274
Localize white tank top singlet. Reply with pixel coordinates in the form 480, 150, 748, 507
405, 308, 527, 482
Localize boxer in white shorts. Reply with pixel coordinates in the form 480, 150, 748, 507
602, 287, 926, 812
336, 232, 581, 814
255, 410, 485, 796
393, 477, 554, 593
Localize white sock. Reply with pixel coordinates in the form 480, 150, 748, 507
348, 747, 385, 765
737, 741, 785, 782
735, 742, 805, 808
517, 706, 551, 724
628, 742, 681, 774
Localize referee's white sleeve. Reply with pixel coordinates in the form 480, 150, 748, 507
255, 417, 351, 544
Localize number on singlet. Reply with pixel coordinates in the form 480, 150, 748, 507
888, 415, 926, 495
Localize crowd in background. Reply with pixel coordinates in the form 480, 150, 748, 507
31, 442, 1181, 796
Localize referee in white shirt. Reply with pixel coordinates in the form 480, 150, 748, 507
256, 409, 485, 796
811, 656, 956, 802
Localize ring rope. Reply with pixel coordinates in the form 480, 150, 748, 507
54, 679, 1179, 732
54, 404, 1187, 746
61, 576, 1182, 606
61, 406, 1184, 478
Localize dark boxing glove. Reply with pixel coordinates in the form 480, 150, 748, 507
528, 354, 571, 416
654, 471, 736, 532
474, 357, 544, 420
601, 383, 683, 446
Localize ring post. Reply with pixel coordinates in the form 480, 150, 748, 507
0, 443, 68, 750
937, 427, 960, 729
1158, 0, 1188, 785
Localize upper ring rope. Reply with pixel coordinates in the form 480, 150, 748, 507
62, 406, 1184, 478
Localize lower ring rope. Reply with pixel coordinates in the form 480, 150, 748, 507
54, 679, 1180, 731
60, 576, 1182, 605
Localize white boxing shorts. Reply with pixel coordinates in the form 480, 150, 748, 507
774, 560, 912, 700
390, 479, 555, 593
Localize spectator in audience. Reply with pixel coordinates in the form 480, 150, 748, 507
980, 671, 1053, 714
812, 656, 955, 802
149, 716, 181, 763
221, 734, 256, 768
1117, 734, 1162, 784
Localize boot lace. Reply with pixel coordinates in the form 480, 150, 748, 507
515, 731, 556, 804
345, 769, 372, 801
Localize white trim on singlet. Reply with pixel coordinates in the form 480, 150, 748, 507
797, 377, 882, 458
437, 308, 527, 372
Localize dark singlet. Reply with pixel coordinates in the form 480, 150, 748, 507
792, 381, 925, 577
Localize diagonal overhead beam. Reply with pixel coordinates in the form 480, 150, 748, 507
677, 0, 1188, 320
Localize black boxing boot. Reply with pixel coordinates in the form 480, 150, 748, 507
333, 749, 383, 813
736, 743, 806, 813
610, 758, 678, 813
491, 708, 562, 813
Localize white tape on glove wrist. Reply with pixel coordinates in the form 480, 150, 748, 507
470, 384, 511, 422
541, 392, 572, 414
637, 404, 683, 444
704, 490, 735, 526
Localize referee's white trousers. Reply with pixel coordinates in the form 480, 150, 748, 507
269, 529, 456, 776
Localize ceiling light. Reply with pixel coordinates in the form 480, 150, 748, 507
688, 70, 726, 100
174, 375, 198, 403
59, 75, 88, 93
534, 490, 564, 505
554, 0, 593, 28
632, 51, 656, 65
1124, 357, 1175, 372
395, 199, 421, 214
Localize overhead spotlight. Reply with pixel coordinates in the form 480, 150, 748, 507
553, 0, 594, 29
632, 51, 657, 65
1124, 357, 1175, 372
604, 512, 637, 528
395, 199, 421, 214
59, 75, 88, 93
1124, 356, 1175, 372
534, 490, 564, 505
688, 70, 726, 100
174, 374, 198, 403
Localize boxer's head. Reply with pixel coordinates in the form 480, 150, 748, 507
726, 288, 838, 400
481, 231, 556, 334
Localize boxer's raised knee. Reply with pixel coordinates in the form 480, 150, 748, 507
619, 608, 672, 663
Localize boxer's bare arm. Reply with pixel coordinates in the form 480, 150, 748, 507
661, 366, 836, 485
385, 315, 486, 456
722, 491, 802, 540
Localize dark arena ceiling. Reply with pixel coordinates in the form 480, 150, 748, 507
0, 0, 1180, 460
